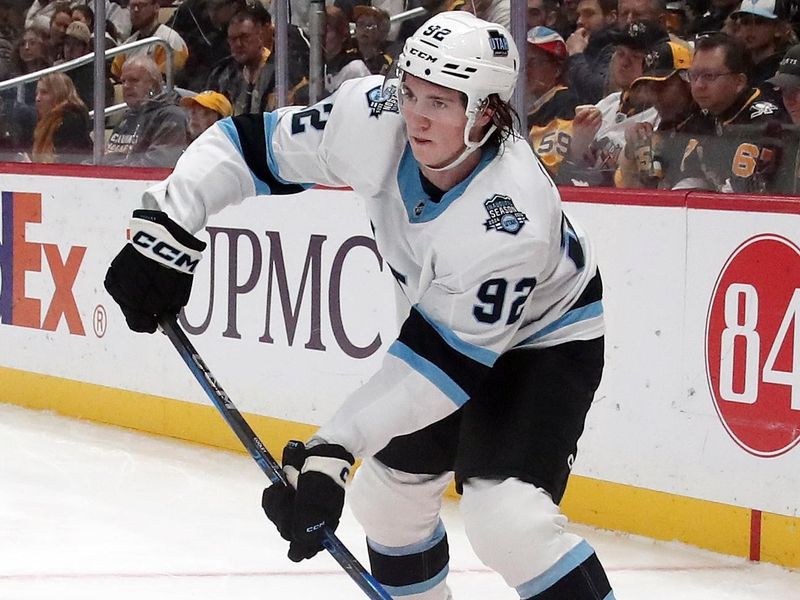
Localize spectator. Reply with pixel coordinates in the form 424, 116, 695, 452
731, 0, 795, 90
525, 26, 603, 178
664, 0, 690, 36
104, 55, 189, 167
179, 89, 232, 140
577, 20, 666, 185
689, 0, 739, 35
394, 0, 450, 57
71, 4, 120, 48
615, 38, 698, 187
679, 32, 787, 192
171, 0, 244, 91
26, 0, 58, 31
322, 6, 370, 97
527, 0, 560, 30
206, 4, 305, 114
48, 2, 71, 63
457, 0, 511, 30
60, 21, 113, 111
767, 43, 800, 123
353, 5, 392, 75
0, 65, 36, 161
10, 27, 50, 105
618, 0, 666, 25
565, 0, 619, 104
31, 71, 91, 163
111, 0, 189, 80
0, 0, 20, 73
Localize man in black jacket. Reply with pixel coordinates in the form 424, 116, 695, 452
566, 0, 619, 103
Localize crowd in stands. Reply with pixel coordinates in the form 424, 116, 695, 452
0, 0, 799, 194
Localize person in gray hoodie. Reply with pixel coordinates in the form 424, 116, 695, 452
104, 55, 189, 167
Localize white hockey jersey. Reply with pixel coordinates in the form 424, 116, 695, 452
143, 75, 604, 458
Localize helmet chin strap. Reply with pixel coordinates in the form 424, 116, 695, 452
424, 109, 496, 172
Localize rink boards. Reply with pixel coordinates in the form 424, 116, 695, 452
0, 163, 798, 568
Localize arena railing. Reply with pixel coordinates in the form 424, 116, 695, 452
0, 37, 174, 165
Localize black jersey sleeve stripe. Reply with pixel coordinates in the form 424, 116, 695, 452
226, 113, 307, 195
391, 307, 492, 403
571, 270, 603, 310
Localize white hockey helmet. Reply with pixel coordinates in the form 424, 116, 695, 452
394, 11, 520, 169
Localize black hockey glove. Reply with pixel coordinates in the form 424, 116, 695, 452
104, 210, 206, 333
261, 440, 354, 563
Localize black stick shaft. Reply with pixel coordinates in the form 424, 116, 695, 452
159, 316, 392, 600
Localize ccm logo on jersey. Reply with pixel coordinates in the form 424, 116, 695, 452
131, 219, 202, 275
483, 194, 528, 234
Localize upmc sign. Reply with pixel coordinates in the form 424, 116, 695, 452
0, 191, 87, 335
706, 234, 800, 457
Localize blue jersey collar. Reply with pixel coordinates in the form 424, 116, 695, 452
397, 143, 499, 223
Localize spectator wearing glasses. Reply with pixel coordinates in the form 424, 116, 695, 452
730, 0, 796, 92
111, 0, 189, 80
615, 39, 699, 188
353, 5, 392, 75
206, 4, 306, 115
678, 32, 788, 192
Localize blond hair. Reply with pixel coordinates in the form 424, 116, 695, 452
32, 73, 88, 163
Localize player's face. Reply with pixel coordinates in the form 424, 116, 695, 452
399, 74, 471, 169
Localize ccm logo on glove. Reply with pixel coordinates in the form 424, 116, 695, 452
130, 212, 204, 275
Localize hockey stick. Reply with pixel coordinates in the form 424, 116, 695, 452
158, 316, 392, 600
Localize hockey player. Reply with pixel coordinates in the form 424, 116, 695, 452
104, 11, 615, 600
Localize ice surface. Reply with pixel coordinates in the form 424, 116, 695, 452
1, 403, 798, 600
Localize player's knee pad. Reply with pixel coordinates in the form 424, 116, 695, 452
350, 458, 453, 598
461, 478, 614, 599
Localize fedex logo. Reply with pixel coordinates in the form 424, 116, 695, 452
0, 191, 86, 335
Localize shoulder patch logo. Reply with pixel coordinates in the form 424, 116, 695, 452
483, 194, 527, 234
750, 101, 778, 119
366, 84, 399, 118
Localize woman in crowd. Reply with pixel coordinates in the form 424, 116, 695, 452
10, 26, 50, 104
31, 71, 91, 163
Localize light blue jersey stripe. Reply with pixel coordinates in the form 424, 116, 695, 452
382, 565, 449, 597
388, 341, 469, 406
414, 305, 498, 367
367, 520, 446, 557
520, 301, 603, 345
515, 540, 595, 599
216, 118, 271, 195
